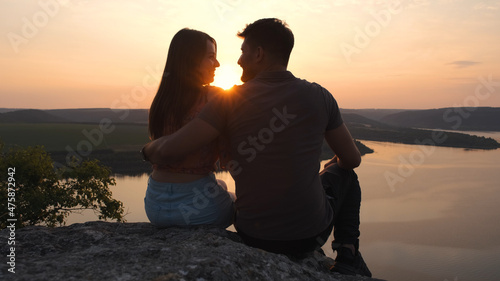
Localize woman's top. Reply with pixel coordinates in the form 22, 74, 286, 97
152, 87, 220, 175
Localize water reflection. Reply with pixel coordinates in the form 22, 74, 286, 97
351, 140, 500, 281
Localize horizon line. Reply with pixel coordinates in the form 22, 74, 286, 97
1, 106, 499, 112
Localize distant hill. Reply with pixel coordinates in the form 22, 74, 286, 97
0, 108, 148, 124
341, 108, 406, 121
342, 112, 500, 150
1, 107, 499, 150
47, 108, 148, 124
0, 109, 69, 123
0, 108, 24, 113
379, 107, 500, 131
342, 113, 393, 128
3, 107, 499, 131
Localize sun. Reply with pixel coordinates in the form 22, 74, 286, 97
212, 64, 242, 90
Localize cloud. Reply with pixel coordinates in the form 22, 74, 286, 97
447, 61, 481, 68
474, 2, 500, 10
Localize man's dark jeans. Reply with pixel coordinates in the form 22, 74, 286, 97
238, 163, 361, 256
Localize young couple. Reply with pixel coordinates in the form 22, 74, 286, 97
142, 18, 371, 277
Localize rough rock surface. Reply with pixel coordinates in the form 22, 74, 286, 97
1, 221, 381, 281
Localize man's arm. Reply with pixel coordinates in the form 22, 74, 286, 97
324, 123, 361, 170
143, 118, 221, 165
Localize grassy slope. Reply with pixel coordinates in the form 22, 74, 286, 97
0, 123, 149, 152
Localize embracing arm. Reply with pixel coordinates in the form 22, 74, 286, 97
324, 123, 361, 170
142, 118, 221, 165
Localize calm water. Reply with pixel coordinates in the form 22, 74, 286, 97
67, 132, 500, 281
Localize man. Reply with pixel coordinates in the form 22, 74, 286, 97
143, 18, 371, 277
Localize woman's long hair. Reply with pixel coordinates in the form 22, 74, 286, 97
148, 28, 216, 140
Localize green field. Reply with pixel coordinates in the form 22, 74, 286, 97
0, 122, 370, 175
0, 123, 150, 152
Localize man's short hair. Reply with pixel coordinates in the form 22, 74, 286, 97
237, 18, 294, 66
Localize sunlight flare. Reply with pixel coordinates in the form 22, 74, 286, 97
212, 64, 242, 90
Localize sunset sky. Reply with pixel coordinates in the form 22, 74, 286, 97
1, 0, 499, 109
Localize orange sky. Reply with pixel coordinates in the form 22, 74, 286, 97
1, 0, 499, 109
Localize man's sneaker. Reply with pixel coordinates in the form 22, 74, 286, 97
330, 245, 372, 277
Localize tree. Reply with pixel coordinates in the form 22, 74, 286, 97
0, 144, 125, 228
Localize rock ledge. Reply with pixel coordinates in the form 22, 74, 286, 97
1, 221, 381, 281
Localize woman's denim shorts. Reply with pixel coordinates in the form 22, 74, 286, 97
144, 173, 234, 228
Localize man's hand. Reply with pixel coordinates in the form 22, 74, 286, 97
141, 138, 170, 165
323, 155, 338, 169
324, 124, 361, 170
141, 118, 221, 165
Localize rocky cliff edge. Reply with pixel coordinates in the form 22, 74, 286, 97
1, 221, 383, 281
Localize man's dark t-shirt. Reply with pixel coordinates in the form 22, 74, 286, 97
199, 71, 343, 240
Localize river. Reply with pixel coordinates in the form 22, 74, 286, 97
67, 131, 500, 281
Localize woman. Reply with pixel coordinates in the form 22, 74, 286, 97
145, 28, 234, 228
